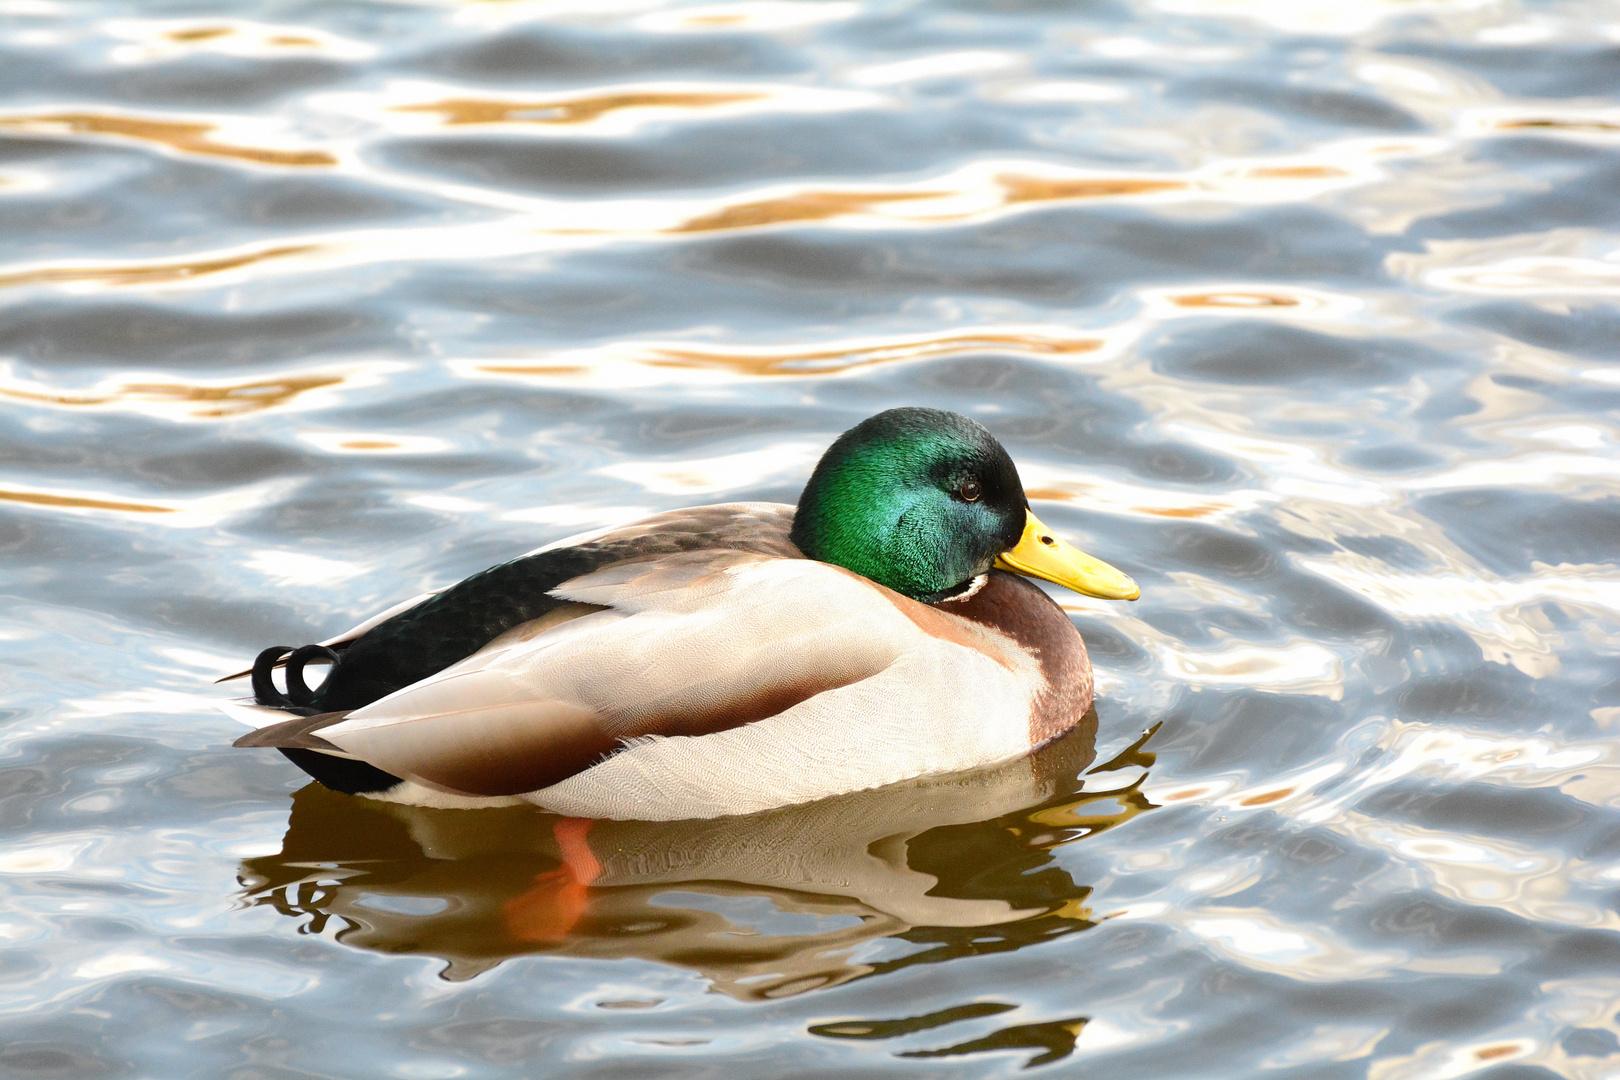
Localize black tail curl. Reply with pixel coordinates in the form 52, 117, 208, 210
252, 644, 342, 713
248, 644, 403, 794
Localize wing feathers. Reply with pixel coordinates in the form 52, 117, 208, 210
529, 640, 1037, 820
550, 551, 759, 611
327, 696, 615, 797
307, 557, 920, 797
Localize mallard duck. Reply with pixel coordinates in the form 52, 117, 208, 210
226, 407, 1138, 820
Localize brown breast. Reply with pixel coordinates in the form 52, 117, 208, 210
936, 571, 1095, 746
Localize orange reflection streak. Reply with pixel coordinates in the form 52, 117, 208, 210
1170, 292, 1301, 308
0, 243, 316, 291
473, 364, 588, 378
1245, 165, 1348, 179
0, 113, 336, 167
643, 330, 1102, 377
167, 26, 232, 42
1025, 487, 1224, 519
395, 90, 764, 127
0, 372, 343, 419
1495, 118, 1620, 133
998, 174, 1184, 204
671, 190, 943, 233
1238, 787, 1294, 807
0, 489, 173, 514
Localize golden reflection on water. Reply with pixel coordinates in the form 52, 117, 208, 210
1170, 291, 1301, 308
997, 174, 1185, 204
1243, 165, 1349, 179
1493, 117, 1620, 135
0, 487, 173, 515
395, 90, 766, 127
0, 139, 1435, 300
166, 26, 232, 42
635, 2, 860, 33
0, 243, 318, 292
642, 329, 1102, 376
603, 148, 1387, 236
642, 141, 1413, 234
471, 363, 591, 378
105, 18, 375, 63
470, 327, 1104, 383
237, 718, 1163, 999
0, 113, 336, 168
1025, 485, 1230, 521
680, 13, 749, 26
0, 370, 344, 419
298, 431, 456, 455
672, 189, 945, 233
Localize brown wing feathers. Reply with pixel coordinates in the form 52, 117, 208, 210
245, 504, 801, 713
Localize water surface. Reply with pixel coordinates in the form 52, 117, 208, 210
2, 0, 1618, 1076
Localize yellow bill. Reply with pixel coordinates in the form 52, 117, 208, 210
994, 509, 1139, 600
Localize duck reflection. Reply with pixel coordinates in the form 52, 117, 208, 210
239, 715, 1158, 999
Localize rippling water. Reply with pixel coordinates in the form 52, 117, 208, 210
3, 0, 1619, 1075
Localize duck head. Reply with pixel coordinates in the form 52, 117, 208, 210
791, 407, 1139, 603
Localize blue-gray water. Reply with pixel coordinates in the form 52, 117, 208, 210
2, 1, 1619, 1076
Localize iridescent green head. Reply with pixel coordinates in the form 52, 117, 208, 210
791, 408, 1028, 601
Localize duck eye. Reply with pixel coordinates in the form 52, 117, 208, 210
958, 480, 982, 502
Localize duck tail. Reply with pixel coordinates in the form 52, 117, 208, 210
232, 709, 351, 751
251, 644, 342, 712
233, 705, 407, 796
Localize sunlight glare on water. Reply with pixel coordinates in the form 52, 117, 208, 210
1, 0, 1618, 1076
